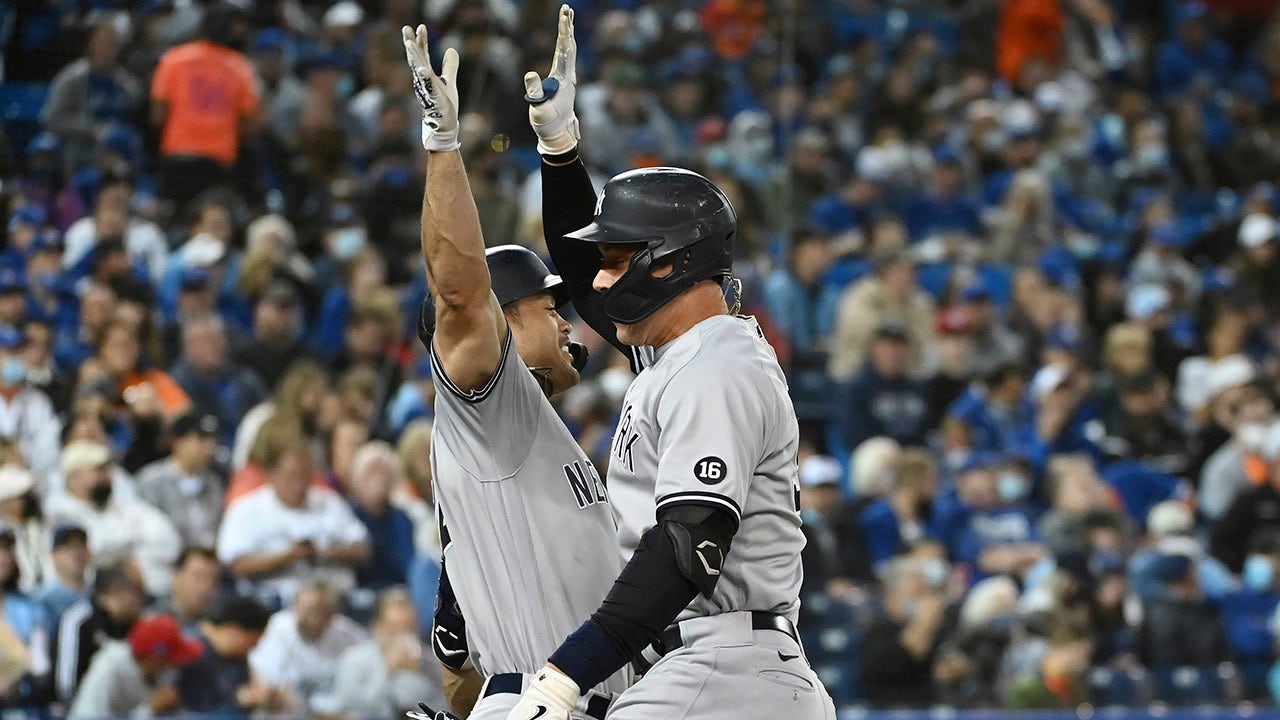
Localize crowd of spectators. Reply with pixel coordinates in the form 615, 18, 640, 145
5, 0, 1280, 716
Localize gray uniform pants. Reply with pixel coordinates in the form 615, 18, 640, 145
606, 612, 836, 720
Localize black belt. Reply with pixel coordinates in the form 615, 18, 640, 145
482, 673, 610, 720
636, 611, 800, 674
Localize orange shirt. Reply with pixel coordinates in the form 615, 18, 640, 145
151, 40, 259, 166
121, 369, 191, 420
996, 0, 1065, 83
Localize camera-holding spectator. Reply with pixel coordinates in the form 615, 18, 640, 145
218, 438, 370, 601
177, 595, 278, 716
248, 578, 368, 715
46, 440, 181, 596
1200, 384, 1275, 521
0, 522, 50, 712
860, 448, 940, 574
1018, 363, 1103, 476
95, 319, 191, 427
1214, 421, 1280, 573
0, 466, 53, 593
67, 614, 204, 720
347, 442, 416, 591
1233, 213, 1280, 316
151, 548, 221, 634
38, 523, 91, 625
52, 560, 145, 703
332, 586, 447, 719
861, 556, 954, 707
136, 412, 224, 549
837, 321, 933, 453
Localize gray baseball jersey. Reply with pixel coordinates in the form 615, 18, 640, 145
607, 314, 805, 623
429, 331, 630, 696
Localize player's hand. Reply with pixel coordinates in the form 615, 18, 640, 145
502, 664, 579, 720
524, 5, 580, 156
407, 701, 460, 720
401, 24, 461, 152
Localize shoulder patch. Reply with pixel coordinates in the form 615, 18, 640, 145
694, 456, 726, 485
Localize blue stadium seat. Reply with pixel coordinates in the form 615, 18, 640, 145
1149, 665, 1229, 705
1086, 666, 1152, 706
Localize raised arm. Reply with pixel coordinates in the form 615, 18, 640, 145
403, 25, 506, 391
526, 6, 643, 371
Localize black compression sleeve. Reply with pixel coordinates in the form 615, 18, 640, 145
548, 505, 737, 691
541, 153, 639, 370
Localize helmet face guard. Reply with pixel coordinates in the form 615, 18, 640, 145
566, 167, 737, 325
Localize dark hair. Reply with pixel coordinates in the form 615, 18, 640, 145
206, 595, 272, 632
0, 532, 18, 593
93, 560, 143, 598
174, 546, 218, 572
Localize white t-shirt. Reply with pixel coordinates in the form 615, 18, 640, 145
248, 609, 368, 715
217, 485, 370, 601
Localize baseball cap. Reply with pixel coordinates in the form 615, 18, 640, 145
51, 523, 89, 549
1147, 500, 1193, 539
1030, 363, 1072, 402
959, 450, 1003, 475
1038, 248, 1080, 290
872, 320, 911, 343
0, 326, 25, 351
1125, 283, 1171, 321
327, 204, 361, 228
855, 146, 892, 184
172, 412, 219, 439
960, 280, 991, 303
28, 229, 63, 255
60, 440, 111, 475
252, 27, 286, 53
8, 204, 47, 231
181, 234, 227, 268
1239, 213, 1277, 249
128, 615, 204, 666
261, 281, 299, 307
322, 1, 364, 27
1204, 354, 1255, 399
936, 307, 975, 336
0, 466, 34, 503
1149, 221, 1188, 249
932, 145, 963, 167
799, 455, 843, 488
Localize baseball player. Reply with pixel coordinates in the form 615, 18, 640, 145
500, 7, 836, 720
399, 25, 630, 720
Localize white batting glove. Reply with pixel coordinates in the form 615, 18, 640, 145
524, 5, 580, 156
401, 24, 461, 152
502, 664, 579, 720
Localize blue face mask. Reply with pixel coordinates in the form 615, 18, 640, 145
1244, 554, 1275, 592
1, 357, 26, 387
331, 227, 367, 261
998, 472, 1027, 502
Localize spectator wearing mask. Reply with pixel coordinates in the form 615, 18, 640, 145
53, 560, 145, 703
347, 442, 415, 591
1218, 532, 1280, 699
332, 586, 447, 719
170, 313, 268, 443
39, 20, 143, 173
936, 451, 1045, 581
149, 1, 260, 211
178, 595, 280, 716
0, 327, 61, 476
46, 440, 181, 596
829, 247, 937, 381
1199, 383, 1274, 521
0, 466, 51, 593
861, 556, 953, 707
248, 578, 368, 715
0, 522, 50, 714
1192, 356, 1261, 481
217, 438, 370, 601
837, 321, 933, 453
39, 524, 91, 625
151, 548, 221, 634
946, 363, 1030, 454
1214, 422, 1280, 573
860, 448, 941, 573
67, 614, 204, 720
136, 412, 224, 549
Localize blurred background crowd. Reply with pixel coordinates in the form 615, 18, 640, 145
5, 0, 1280, 717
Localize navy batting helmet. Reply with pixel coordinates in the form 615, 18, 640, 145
417, 245, 587, 370
566, 167, 736, 324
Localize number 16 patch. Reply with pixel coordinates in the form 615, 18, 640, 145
694, 456, 726, 485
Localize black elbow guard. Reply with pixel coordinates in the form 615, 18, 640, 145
659, 505, 737, 599
431, 562, 471, 670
